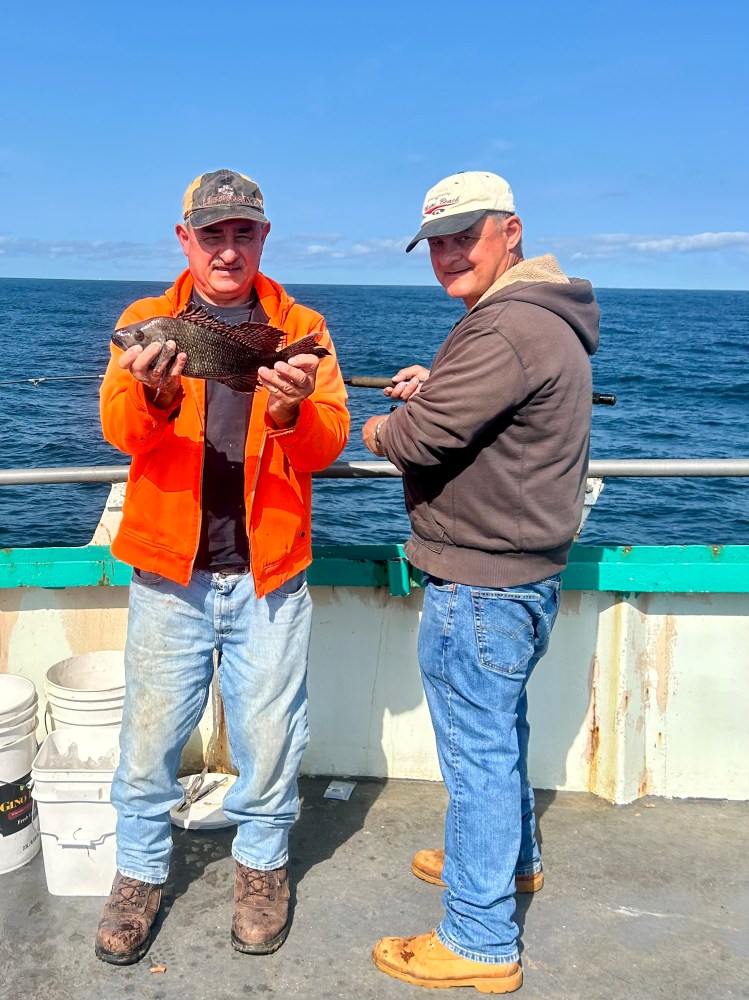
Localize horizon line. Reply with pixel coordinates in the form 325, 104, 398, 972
0, 275, 747, 294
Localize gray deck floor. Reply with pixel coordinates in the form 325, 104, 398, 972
1, 778, 747, 1000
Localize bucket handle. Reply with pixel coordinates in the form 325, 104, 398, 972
41, 828, 115, 849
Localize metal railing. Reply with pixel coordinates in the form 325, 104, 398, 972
1, 458, 749, 487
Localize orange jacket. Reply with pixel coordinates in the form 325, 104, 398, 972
100, 269, 349, 597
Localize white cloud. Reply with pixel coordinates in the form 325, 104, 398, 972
2, 229, 747, 273
303, 244, 338, 256
263, 235, 410, 268
0, 236, 180, 264
543, 231, 749, 261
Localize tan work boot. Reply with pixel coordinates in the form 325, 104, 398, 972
412, 848, 544, 893
231, 862, 290, 954
94, 870, 163, 965
373, 930, 522, 993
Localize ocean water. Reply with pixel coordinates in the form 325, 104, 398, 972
0, 277, 747, 549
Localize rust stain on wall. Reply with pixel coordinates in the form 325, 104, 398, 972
654, 617, 677, 715
61, 589, 129, 657
0, 607, 21, 675
635, 642, 653, 710
584, 654, 601, 792
638, 767, 653, 797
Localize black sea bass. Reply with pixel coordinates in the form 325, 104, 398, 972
111, 303, 330, 393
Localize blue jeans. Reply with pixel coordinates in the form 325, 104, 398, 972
418, 574, 561, 964
112, 567, 312, 884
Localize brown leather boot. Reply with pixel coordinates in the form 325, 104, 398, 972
94, 870, 163, 965
231, 862, 290, 954
411, 848, 544, 893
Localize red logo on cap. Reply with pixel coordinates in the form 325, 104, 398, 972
424, 196, 460, 216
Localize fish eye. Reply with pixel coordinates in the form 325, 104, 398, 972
134, 331, 144, 342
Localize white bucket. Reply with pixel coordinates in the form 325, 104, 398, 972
32, 727, 120, 895
47, 702, 123, 728
45, 651, 125, 702
0, 699, 38, 732
45, 690, 124, 713
0, 675, 38, 724
0, 716, 38, 748
0, 730, 41, 874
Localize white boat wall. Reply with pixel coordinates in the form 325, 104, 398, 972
1, 476, 748, 806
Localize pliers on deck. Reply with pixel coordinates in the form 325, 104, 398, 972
176, 766, 228, 812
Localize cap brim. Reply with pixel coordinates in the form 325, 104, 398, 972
405, 209, 489, 252
187, 205, 269, 229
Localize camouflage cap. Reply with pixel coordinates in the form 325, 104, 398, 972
182, 169, 269, 228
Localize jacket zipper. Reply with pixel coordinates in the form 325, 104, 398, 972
246, 425, 268, 583
188, 378, 207, 577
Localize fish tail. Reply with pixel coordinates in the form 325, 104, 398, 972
277, 334, 331, 362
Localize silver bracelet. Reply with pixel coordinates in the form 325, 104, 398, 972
373, 418, 387, 454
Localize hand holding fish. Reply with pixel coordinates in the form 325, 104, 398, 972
383, 365, 430, 402
258, 353, 323, 428
117, 338, 187, 409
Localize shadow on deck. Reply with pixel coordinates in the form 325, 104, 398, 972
1, 779, 747, 1000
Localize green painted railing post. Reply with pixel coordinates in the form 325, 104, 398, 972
387, 553, 411, 597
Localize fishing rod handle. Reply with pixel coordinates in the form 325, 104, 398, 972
343, 376, 393, 388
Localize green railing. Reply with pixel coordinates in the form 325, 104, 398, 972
1, 543, 748, 595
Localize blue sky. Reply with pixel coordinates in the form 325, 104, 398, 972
1, 1, 747, 289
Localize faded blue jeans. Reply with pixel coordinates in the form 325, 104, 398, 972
418, 574, 561, 965
111, 567, 312, 884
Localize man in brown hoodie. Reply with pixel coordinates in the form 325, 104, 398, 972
363, 171, 600, 993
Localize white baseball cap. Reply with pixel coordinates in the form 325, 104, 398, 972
405, 171, 515, 252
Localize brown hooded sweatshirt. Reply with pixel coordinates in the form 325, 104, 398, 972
380, 254, 600, 587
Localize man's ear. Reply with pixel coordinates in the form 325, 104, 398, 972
175, 222, 190, 257
505, 216, 522, 252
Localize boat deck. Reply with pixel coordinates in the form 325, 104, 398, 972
1, 778, 747, 1000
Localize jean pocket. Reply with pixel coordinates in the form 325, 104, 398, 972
271, 570, 307, 598
133, 567, 164, 586
471, 590, 536, 675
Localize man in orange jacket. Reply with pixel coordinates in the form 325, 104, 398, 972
96, 169, 349, 966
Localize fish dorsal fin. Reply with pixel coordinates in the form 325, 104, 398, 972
177, 302, 285, 353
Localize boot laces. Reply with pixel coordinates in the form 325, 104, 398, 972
110, 875, 152, 910
237, 866, 276, 903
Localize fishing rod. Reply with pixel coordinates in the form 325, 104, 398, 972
344, 376, 617, 406
0, 375, 104, 387
0, 373, 617, 405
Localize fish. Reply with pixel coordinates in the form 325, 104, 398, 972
111, 302, 330, 393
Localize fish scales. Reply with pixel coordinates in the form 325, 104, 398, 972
112, 304, 330, 392
148, 315, 284, 379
